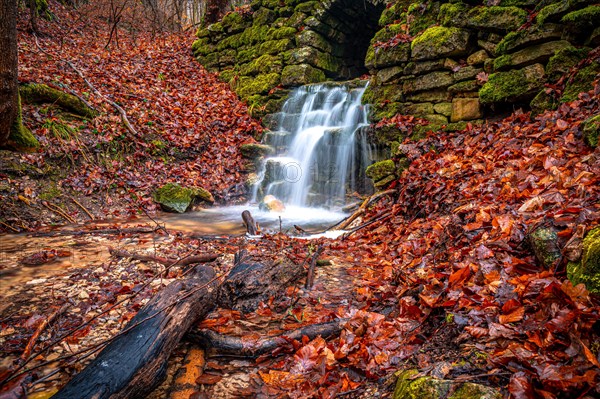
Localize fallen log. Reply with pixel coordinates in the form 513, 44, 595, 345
52, 265, 220, 399
52, 255, 304, 398
189, 319, 347, 357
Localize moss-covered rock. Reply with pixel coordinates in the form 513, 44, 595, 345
561, 5, 600, 28
529, 226, 561, 268
581, 114, 600, 148
239, 143, 275, 158
366, 159, 396, 182
153, 183, 214, 213
441, 3, 528, 32
561, 61, 600, 102
545, 46, 590, 81
365, 43, 411, 70
411, 27, 472, 61
448, 80, 480, 94
479, 63, 545, 104
284, 46, 339, 73
240, 54, 283, 76
495, 23, 563, 55
402, 71, 454, 94
530, 90, 559, 115
236, 73, 281, 98
379, 1, 411, 26
493, 40, 573, 71
281, 64, 325, 87
259, 38, 294, 56
393, 369, 502, 399
567, 226, 600, 294
467, 49, 490, 66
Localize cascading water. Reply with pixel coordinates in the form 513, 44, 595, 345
252, 81, 374, 209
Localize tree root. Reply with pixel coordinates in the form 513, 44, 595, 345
108, 247, 220, 267
189, 319, 348, 358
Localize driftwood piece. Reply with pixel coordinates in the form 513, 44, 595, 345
189, 319, 348, 357
108, 247, 219, 267
242, 210, 258, 235
305, 245, 324, 290
331, 189, 397, 231
52, 265, 219, 399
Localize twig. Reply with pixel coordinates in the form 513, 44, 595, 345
19, 304, 69, 363
330, 189, 397, 231
305, 245, 324, 290
31, 226, 161, 237
68, 196, 94, 220
40, 201, 76, 224
108, 247, 219, 267
341, 210, 392, 240
0, 220, 20, 232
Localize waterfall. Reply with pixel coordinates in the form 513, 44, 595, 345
252, 81, 374, 208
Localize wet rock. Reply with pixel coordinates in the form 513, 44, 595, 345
403, 71, 454, 94
567, 227, 600, 294
153, 183, 214, 214
259, 195, 285, 212
529, 226, 561, 269
411, 27, 472, 61
441, 3, 528, 32
281, 64, 325, 87
366, 159, 395, 182
239, 143, 274, 159
495, 23, 564, 55
561, 61, 600, 103
365, 43, 411, 70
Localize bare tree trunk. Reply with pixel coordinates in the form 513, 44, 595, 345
0, 0, 19, 146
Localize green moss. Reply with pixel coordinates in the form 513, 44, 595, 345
561, 5, 600, 28
42, 119, 76, 140
239, 143, 274, 158
259, 38, 293, 55
218, 68, 237, 84
372, 24, 406, 43
493, 54, 512, 71
240, 25, 269, 45
441, 3, 528, 31
266, 26, 297, 41
196, 27, 210, 38
294, 1, 317, 14
39, 184, 62, 201
567, 227, 600, 294
207, 22, 224, 36
237, 47, 259, 63
240, 54, 282, 76
366, 159, 396, 182
379, 3, 407, 26
495, 30, 523, 55
153, 183, 212, 213
536, 2, 568, 25
407, 2, 440, 36
581, 114, 600, 148
561, 62, 600, 103
546, 46, 589, 82
216, 33, 243, 51
20, 83, 97, 119
393, 369, 502, 399
253, 7, 276, 25
479, 64, 545, 104
7, 94, 39, 152
280, 64, 325, 87
411, 26, 454, 50
530, 90, 558, 115
530, 226, 561, 268
236, 73, 281, 98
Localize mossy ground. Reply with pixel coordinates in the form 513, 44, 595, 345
567, 227, 600, 294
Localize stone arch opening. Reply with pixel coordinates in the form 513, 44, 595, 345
305, 0, 385, 80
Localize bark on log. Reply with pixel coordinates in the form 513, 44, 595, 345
189, 319, 347, 357
52, 265, 219, 399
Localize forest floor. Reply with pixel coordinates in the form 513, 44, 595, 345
1, 2, 600, 399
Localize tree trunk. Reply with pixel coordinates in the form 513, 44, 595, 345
204, 0, 227, 24
0, 0, 19, 146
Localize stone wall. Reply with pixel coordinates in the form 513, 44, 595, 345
365, 0, 600, 144
192, 0, 384, 118
193, 0, 600, 139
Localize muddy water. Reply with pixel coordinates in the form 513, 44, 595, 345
0, 205, 346, 303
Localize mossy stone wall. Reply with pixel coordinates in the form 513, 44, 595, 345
193, 0, 383, 118
364, 0, 599, 145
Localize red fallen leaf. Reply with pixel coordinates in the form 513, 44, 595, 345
449, 266, 471, 287
509, 371, 535, 399
195, 373, 222, 385
555, 119, 568, 130
499, 306, 524, 324
464, 326, 488, 338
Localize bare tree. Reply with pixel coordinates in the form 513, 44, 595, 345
0, 0, 18, 146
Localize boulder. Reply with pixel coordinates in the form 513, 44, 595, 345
259, 194, 286, 212
545, 46, 590, 82
479, 63, 545, 104
567, 227, 600, 294
561, 61, 600, 103
393, 370, 502, 399
581, 114, 600, 148
411, 27, 472, 61
153, 183, 214, 213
